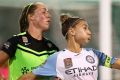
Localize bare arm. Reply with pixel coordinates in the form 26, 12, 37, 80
18, 72, 37, 80
111, 58, 120, 70
18, 72, 62, 80
0, 50, 9, 67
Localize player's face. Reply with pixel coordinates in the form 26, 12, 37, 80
31, 3, 51, 32
73, 20, 92, 46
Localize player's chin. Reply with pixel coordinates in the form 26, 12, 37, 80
42, 26, 50, 32
84, 39, 90, 44
86, 40, 90, 44
81, 42, 88, 47
87, 37, 91, 42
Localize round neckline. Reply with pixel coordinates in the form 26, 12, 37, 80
26, 31, 45, 42
65, 48, 84, 56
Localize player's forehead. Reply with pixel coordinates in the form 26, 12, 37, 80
76, 20, 89, 28
35, 2, 48, 11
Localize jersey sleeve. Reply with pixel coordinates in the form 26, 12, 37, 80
32, 52, 58, 77
92, 49, 117, 68
0, 36, 18, 58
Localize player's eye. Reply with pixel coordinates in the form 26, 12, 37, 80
83, 26, 87, 30
42, 11, 46, 14
83, 24, 89, 30
43, 8, 49, 13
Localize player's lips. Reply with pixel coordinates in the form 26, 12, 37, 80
88, 36, 91, 40
46, 19, 51, 23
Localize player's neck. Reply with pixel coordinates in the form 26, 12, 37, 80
67, 37, 82, 53
28, 25, 43, 40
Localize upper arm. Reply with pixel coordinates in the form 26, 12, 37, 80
18, 72, 61, 80
0, 50, 9, 66
93, 49, 116, 68
18, 72, 37, 80
32, 52, 58, 76
0, 36, 18, 66
0, 36, 18, 58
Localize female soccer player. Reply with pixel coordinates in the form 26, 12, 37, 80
0, 2, 59, 80
19, 14, 120, 80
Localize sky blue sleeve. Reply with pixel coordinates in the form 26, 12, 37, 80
32, 52, 58, 76
92, 49, 116, 68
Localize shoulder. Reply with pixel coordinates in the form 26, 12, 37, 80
14, 32, 27, 36
84, 48, 101, 53
11, 32, 28, 42
8, 32, 27, 40
46, 50, 65, 62
0, 32, 27, 58
44, 38, 59, 51
4, 33, 23, 45
84, 48, 104, 57
3, 32, 29, 47
48, 50, 63, 60
44, 38, 55, 45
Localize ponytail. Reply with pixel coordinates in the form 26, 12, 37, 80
19, 3, 37, 32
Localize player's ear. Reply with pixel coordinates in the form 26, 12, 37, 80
28, 14, 35, 21
68, 27, 75, 36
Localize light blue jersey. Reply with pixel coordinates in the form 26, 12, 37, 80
33, 48, 116, 80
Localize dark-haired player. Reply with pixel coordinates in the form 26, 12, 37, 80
19, 14, 120, 80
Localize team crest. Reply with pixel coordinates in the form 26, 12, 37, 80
22, 36, 28, 43
64, 58, 73, 69
47, 42, 52, 48
86, 55, 95, 64
3, 42, 11, 49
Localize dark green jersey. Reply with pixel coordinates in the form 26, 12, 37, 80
1, 32, 59, 80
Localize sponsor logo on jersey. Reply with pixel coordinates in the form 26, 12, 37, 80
22, 36, 28, 43
86, 55, 95, 64
3, 42, 11, 49
64, 58, 73, 69
24, 43, 31, 46
21, 66, 38, 74
47, 42, 52, 48
65, 65, 97, 77
21, 67, 29, 74
22, 36, 31, 46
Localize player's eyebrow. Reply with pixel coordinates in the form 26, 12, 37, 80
41, 8, 48, 11
82, 23, 88, 27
